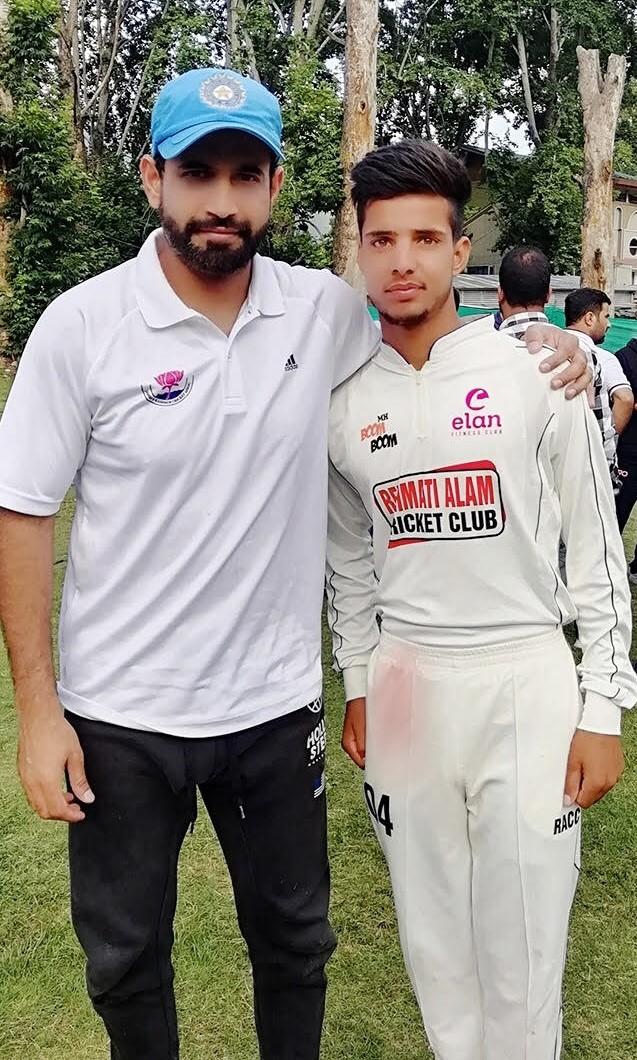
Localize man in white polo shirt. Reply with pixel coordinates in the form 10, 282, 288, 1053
0, 70, 589, 1059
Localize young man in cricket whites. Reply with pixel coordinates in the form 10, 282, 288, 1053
326, 139, 636, 1060
0, 71, 588, 1058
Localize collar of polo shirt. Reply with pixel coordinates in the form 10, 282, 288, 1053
134, 228, 286, 329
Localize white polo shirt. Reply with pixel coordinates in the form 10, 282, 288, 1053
0, 230, 380, 736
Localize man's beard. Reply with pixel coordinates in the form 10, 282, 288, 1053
378, 307, 430, 329
375, 286, 451, 330
159, 207, 268, 278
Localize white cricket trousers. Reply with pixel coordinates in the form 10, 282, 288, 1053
364, 628, 582, 1060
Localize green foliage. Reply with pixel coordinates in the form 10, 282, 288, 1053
0, 0, 59, 102
267, 43, 341, 266
0, 97, 147, 356
0, 0, 148, 357
0, 0, 344, 355
2, 0, 637, 357
615, 78, 637, 175
487, 139, 584, 273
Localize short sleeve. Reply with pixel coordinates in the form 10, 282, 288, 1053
314, 272, 381, 389
0, 299, 91, 515
600, 350, 631, 396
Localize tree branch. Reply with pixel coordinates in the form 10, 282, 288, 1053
324, 26, 344, 45
237, 0, 260, 81
117, 0, 172, 157
292, 0, 304, 35
268, 0, 287, 34
315, 0, 345, 55
545, 4, 561, 132
81, 0, 123, 119
306, 0, 327, 39
397, 38, 412, 81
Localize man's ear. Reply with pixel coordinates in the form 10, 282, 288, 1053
453, 235, 471, 275
140, 154, 162, 210
270, 165, 285, 205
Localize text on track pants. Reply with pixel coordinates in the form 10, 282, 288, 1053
66, 702, 335, 1060
364, 630, 582, 1060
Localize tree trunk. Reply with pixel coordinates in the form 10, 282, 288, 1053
226, 0, 238, 65
0, 0, 13, 351
86, 0, 123, 159
58, 0, 85, 161
577, 46, 626, 307
515, 28, 541, 149
0, 0, 11, 119
483, 32, 495, 157
545, 5, 560, 134
306, 0, 327, 40
332, 0, 378, 290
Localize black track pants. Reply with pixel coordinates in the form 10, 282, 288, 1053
66, 702, 335, 1060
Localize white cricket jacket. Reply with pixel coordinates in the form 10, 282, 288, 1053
326, 315, 637, 735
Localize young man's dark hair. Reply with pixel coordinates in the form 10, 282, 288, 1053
564, 287, 611, 327
499, 246, 551, 308
350, 139, 472, 240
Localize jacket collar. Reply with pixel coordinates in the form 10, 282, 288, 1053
375, 313, 496, 374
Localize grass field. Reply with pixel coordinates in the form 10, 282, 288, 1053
1, 366, 637, 1059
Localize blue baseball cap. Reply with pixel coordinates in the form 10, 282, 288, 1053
151, 68, 284, 162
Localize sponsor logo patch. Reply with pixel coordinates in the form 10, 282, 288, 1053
373, 461, 506, 546
141, 369, 193, 406
360, 413, 398, 453
451, 387, 503, 436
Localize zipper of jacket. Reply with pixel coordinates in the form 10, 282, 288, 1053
414, 365, 428, 439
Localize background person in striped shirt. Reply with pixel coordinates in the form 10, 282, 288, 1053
565, 288, 633, 474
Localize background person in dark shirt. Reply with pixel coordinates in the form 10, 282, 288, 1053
614, 337, 637, 580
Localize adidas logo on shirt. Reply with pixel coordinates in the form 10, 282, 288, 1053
284, 354, 298, 372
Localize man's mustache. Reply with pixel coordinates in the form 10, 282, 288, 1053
186, 218, 251, 237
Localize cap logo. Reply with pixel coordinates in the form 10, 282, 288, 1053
199, 73, 246, 110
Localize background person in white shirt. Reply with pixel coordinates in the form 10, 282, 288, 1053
0, 72, 589, 1059
326, 139, 634, 1060
565, 287, 633, 469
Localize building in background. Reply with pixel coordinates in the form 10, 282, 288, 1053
614, 173, 637, 301
460, 146, 637, 315
459, 145, 502, 277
